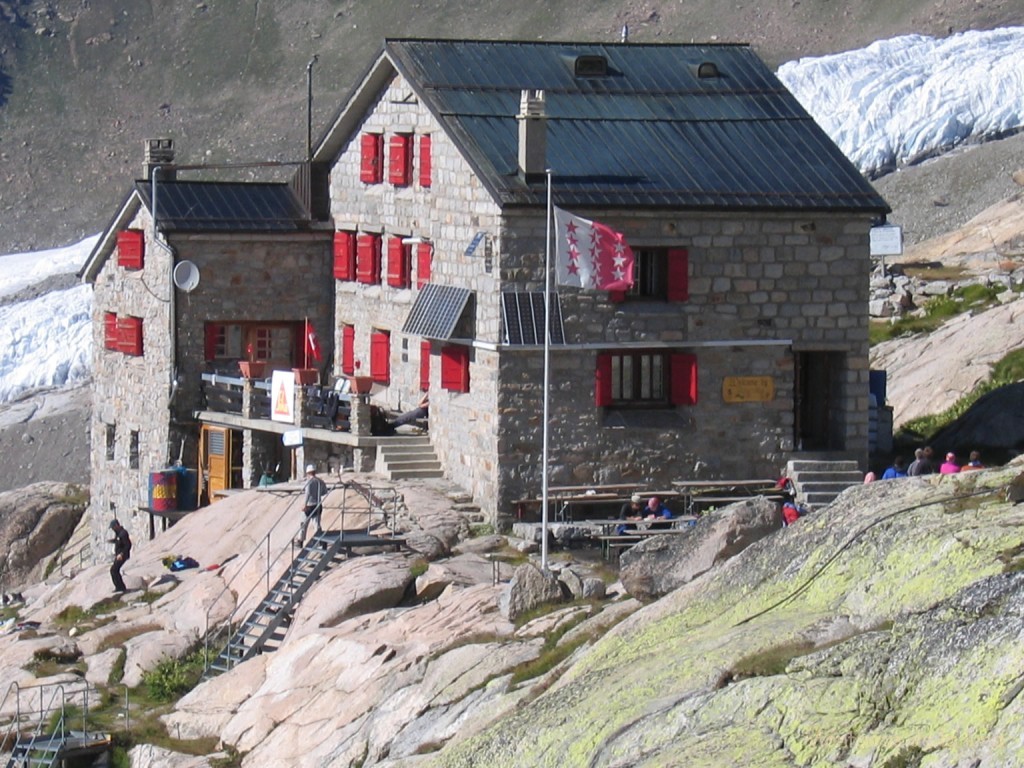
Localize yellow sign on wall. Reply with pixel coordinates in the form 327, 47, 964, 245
723, 376, 775, 403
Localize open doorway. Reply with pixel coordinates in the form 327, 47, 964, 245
794, 351, 846, 451
198, 425, 243, 504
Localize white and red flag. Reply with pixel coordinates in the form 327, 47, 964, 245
305, 320, 323, 364
553, 206, 635, 291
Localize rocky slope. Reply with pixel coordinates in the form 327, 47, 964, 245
5, 462, 1024, 766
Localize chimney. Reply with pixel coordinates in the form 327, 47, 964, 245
517, 90, 546, 180
143, 138, 176, 180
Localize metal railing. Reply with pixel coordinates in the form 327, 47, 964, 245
201, 480, 402, 674
0, 680, 94, 766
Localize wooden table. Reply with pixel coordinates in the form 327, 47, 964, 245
671, 479, 780, 515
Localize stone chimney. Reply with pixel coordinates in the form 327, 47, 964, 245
517, 90, 547, 180
143, 138, 176, 180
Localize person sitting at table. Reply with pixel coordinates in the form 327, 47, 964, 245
616, 493, 644, 534
644, 496, 674, 528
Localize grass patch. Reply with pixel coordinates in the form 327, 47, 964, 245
469, 522, 495, 537
409, 558, 429, 579
510, 630, 593, 687
870, 283, 1008, 344
880, 745, 926, 768
899, 348, 1024, 440
141, 644, 213, 702
725, 639, 817, 682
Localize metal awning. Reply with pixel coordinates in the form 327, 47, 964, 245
402, 283, 473, 340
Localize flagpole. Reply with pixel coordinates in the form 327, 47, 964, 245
541, 169, 553, 571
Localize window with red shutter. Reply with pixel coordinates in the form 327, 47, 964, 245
419, 340, 431, 392
118, 316, 144, 357
386, 236, 411, 288
356, 234, 382, 284
333, 231, 356, 280
670, 353, 698, 405
117, 230, 144, 270
666, 249, 690, 302
104, 312, 119, 350
341, 325, 355, 375
418, 135, 432, 188
360, 133, 384, 184
204, 323, 223, 361
440, 344, 470, 393
416, 242, 433, 288
370, 330, 390, 384
388, 134, 412, 186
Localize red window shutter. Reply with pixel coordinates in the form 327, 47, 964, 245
441, 345, 470, 393
386, 237, 410, 288
388, 134, 412, 186
370, 331, 390, 383
595, 353, 613, 406
360, 133, 383, 184
608, 290, 626, 304
670, 353, 698, 405
104, 312, 119, 350
418, 135, 432, 188
666, 248, 690, 302
419, 340, 431, 391
333, 231, 356, 280
117, 230, 144, 269
356, 234, 382, 284
118, 316, 143, 356
341, 325, 355, 375
204, 323, 222, 361
416, 242, 433, 288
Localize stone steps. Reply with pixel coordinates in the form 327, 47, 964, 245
376, 435, 444, 480
786, 459, 864, 509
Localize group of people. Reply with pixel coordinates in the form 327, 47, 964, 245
616, 493, 674, 534
875, 448, 985, 481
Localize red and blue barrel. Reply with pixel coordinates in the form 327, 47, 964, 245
149, 470, 178, 512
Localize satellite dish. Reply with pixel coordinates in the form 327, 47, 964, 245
172, 261, 201, 292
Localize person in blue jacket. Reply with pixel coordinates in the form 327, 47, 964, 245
881, 455, 908, 480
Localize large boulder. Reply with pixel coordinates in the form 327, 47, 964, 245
0, 482, 87, 589
499, 562, 564, 621
620, 497, 781, 600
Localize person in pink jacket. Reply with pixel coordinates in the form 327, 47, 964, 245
939, 452, 960, 474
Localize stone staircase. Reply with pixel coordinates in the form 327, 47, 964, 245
786, 459, 864, 509
376, 435, 444, 480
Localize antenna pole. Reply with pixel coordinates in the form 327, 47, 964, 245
306, 56, 318, 161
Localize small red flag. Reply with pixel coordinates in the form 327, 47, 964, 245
305, 320, 323, 363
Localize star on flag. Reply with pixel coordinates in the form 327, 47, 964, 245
553, 207, 635, 291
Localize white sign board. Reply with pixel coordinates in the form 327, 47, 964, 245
282, 429, 304, 447
271, 370, 296, 423
870, 224, 903, 256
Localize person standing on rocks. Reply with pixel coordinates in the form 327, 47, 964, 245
108, 519, 131, 593
908, 446, 936, 476
940, 452, 961, 474
296, 464, 328, 545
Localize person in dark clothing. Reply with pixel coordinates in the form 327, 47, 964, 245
108, 519, 131, 593
389, 394, 429, 432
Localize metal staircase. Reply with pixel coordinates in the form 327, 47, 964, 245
1, 681, 109, 768
206, 532, 345, 675
203, 480, 405, 679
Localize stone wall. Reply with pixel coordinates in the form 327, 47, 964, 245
89, 206, 174, 552
89, 211, 333, 554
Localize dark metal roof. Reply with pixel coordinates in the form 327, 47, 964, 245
383, 40, 889, 213
134, 180, 310, 231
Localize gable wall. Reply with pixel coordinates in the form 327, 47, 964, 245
329, 72, 504, 505
89, 206, 175, 551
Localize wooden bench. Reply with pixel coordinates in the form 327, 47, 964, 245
599, 528, 689, 561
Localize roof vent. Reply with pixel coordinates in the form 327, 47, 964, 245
574, 55, 608, 77
696, 61, 721, 79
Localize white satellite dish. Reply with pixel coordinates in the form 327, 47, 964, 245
172, 261, 201, 292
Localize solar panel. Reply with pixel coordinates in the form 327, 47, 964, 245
501, 291, 565, 345
402, 283, 473, 340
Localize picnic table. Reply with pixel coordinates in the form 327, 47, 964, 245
586, 516, 698, 561
671, 479, 781, 516
516, 486, 686, 522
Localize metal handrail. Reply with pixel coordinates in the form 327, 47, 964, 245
0, 680, 92, 765
202, 479, 401, 673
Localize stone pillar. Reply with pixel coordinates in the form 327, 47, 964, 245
349, 395, 376, 472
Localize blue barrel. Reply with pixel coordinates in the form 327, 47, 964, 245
176, 467, 199, 511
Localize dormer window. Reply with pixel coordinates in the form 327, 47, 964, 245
574, 55, 608, 77
696, 61, 720, 79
